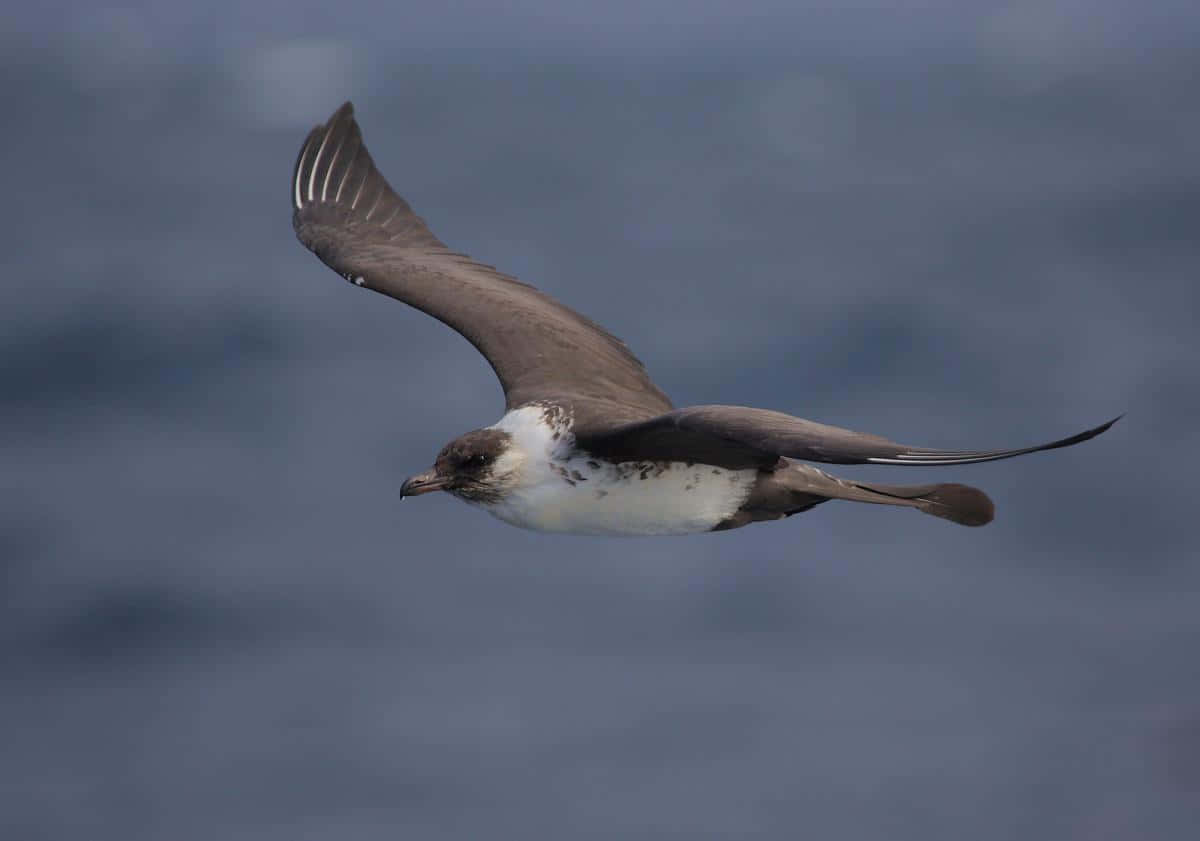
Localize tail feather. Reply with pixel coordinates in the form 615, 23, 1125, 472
775, 463, 995, 527
852, 481, 995, 526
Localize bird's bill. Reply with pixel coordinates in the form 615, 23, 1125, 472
399, 470, 450, 497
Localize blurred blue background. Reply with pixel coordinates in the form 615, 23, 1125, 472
3, 2, 1199, 839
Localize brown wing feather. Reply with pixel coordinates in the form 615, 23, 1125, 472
579, 405, 1120, 470
292, 102, 672, 418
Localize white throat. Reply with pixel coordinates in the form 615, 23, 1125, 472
470, 406, 756, 536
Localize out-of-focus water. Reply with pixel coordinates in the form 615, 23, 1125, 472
3, 8, 1199, 840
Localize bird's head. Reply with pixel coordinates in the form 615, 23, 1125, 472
399, 427, 517, 504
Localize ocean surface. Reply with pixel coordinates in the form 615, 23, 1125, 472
3, 6, 1199, 839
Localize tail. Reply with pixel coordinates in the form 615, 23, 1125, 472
777, 463, 995, 526
843, 479, 995, 526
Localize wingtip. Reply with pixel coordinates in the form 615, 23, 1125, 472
302, 102, 356, 144
329, 100, 355, 124
291, 99, 445, 251
1079, 413, 1123, 442
292, 101, 367, 214
307, 101, 356, 139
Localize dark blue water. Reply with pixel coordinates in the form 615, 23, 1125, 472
4, 11, 1199, 840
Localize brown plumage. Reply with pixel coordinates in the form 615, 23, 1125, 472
292, 102, 1118, 533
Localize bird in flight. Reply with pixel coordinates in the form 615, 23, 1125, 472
292, 102, 1116, 536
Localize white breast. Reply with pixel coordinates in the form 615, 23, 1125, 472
473, 406, 756, 536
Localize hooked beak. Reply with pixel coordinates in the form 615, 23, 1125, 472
399, 470, 450, 498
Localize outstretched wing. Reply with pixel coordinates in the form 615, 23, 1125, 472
292, 102, 673, 418
578, 405, 1121, 471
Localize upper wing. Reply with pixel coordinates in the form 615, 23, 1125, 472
577, 405, 1121, 470
292, 102, 673, 418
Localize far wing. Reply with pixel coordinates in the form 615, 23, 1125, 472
293, 102, 673, 418
577, 405, 1121, 471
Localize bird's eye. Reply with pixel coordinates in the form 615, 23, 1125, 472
466, 454, 486, 467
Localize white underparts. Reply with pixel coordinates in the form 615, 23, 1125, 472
475, 406, 757, 536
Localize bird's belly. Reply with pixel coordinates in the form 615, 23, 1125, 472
481, 459, 757, 536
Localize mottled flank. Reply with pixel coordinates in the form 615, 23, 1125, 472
474, 406, 757, 536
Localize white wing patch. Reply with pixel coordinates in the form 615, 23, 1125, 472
319, 132, 346, 202
305, 125, 333, 203
293, 134, 314, 210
